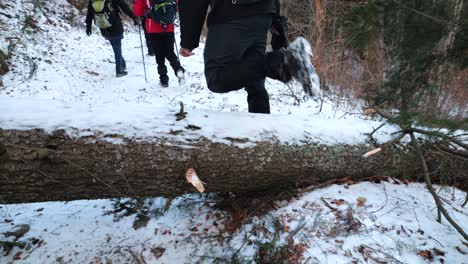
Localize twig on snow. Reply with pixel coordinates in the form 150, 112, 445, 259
462, 192, 468, 208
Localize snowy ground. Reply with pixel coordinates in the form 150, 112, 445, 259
1, 1, 468, 263
1, 182, 467, 263
0, 1, 399, 146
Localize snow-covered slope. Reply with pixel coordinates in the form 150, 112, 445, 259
0, 0, 399, 146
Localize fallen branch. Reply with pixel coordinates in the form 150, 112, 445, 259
462, 193, 467, 208
410, 133, 468, 241
435, 144, 468, 159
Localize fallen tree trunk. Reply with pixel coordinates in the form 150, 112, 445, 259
1, 128, 416, 204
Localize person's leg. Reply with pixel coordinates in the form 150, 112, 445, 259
203, 15, 272, 93
109, 38, 124, 76
204, 16, 318, 99
162, 32, 183, 72
245, 80, 270, 113
204, 15, 272, 113
149, 33, 169, 86
121, 53, 126, 71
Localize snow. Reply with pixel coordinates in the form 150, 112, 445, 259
0, 1, 398, 147
1, 1, 467, 263
1, 182, 467, 263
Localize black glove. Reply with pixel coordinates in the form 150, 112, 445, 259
270, 15, 288, 50
133, 18, 140, 26
86, 28, 92, 36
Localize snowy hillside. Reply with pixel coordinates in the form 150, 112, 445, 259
0, 0, 399, 146
1, 1, 467, 263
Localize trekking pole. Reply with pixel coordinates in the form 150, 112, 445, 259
174, 39, 180, 60
138, 23, 148, 82
173, 25, 181, 61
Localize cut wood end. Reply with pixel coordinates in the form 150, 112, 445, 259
185, 168, 205, 193
363, 108, 377, 115
363, 147, 382, 158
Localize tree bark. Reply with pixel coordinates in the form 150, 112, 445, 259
0, 128, 415, 204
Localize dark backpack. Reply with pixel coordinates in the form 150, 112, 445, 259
148, 0, 177, 26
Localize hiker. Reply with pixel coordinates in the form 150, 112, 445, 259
140, 15, 154, 56
133, 0, 186, 87
85, 0, 139, 77
178, 0, 319, 114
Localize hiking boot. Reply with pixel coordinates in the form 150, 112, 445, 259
170, 62, 185, 85
176, 68, 185, 85
283, 37, 320, 97
116, 71, 128, 77
160, 74, 169, 87
160, 81, 169, 87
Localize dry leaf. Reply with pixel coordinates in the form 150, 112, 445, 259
331, 199, 345, 206
418, 250, 433, 260
13, 251, 23, 260
357, 197, 367, 207
337, 177, 351, 184
185, 168, 205, 193
151, 247, 165, 259
363, 147, 382, 158
363, 108, 377, 115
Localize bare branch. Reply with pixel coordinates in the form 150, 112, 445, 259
410, 133, 468, 241
450, 138, 468, 150
372, 106, 398, 122
435, 144, 468, 159
411, 128, 468, 150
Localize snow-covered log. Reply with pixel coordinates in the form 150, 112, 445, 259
0, 127, 414, 204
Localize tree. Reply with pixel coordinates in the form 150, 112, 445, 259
0, 127, 419, 204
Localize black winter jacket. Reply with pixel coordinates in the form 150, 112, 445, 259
85, 0, 136, 39
179, 0, 279, 50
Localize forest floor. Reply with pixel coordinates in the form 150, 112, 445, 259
1, 1, 467, 263
1, 181, 468, 263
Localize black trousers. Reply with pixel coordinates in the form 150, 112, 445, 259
149, 32, 182, 82
204, 15, 273, 114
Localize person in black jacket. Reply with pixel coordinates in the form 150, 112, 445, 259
86, 0, 138, 77
178, 0, 318, 114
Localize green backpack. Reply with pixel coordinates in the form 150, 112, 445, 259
92, 0, 114, 29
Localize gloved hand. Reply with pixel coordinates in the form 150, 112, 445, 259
133, 18, 140, 26
270, 15, 288, 50
86, 28, 92, 36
